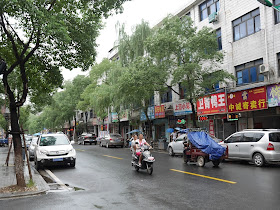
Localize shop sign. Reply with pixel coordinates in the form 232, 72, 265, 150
111, 112, 118, 123
173, 100, 192, 116
267, 84, 280, 107
197, 92, 227, 116
227, 86, 268, 113
154, 105, 165, 118
209, 119, 215, 136
140, 106, 155, 121
120, 109, 129, 122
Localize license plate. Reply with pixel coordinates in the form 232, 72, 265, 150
53, 158, 63, 162
115, 139, 120, 142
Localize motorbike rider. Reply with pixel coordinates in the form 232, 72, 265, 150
130, 134, 138, 154
135, 133, 151, 166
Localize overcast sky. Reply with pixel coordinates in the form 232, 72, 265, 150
62, 0, 188, 81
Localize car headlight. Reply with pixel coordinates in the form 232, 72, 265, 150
39, 149, 48, 155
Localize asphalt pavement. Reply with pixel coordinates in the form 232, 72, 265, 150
0, 146, 49, 199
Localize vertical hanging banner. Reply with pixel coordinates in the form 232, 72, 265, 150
227, 86, 268, 112
209, 119, 215, 136
154, 105, 165, 118
197, 92, 227, 116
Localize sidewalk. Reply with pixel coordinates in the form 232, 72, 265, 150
0, 146, 49, 199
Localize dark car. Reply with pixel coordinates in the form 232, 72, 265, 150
78, 133, 97, 145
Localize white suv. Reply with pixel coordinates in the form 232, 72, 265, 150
220, 129, 280, 166
34, 133, 76, 169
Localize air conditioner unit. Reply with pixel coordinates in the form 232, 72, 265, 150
209, 12, 219, 23
259, 64, 269, 74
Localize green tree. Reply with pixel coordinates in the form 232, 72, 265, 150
0, 0, 129, 187
146, 15, 234, 127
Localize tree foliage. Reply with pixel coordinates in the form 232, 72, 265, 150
0, 0, 129, 187
146, 15, 234, 127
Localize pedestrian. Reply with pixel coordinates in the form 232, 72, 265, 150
171, 130, 177, 142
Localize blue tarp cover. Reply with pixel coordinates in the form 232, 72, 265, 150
187, 131, 226, 160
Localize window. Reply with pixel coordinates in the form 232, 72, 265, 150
274, 0, 280, 24
216, 28, 222, 50
161, 87, 172, 103
269, 132, 280, 142
179, 83, 186, 99
242, 133, 255, 142
254, 133, 264, 142
149, 96, 154, 106
199, 0, 220, 21
233, 8, 260, 41
226, 133, 243, 143
236, 59, 264, 86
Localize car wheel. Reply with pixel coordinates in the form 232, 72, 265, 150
212, 159, 220, 167
35, 159, 41, 170
95, 142, 97, 145
70, 160, 76, 168
253, 153, 265, 167
197, 156, 205, 167
90, 143, 92, 145
83, 141, 86, 145
147, 164, 153, 175
168, 147, 174, 156
106, 143, 109, 148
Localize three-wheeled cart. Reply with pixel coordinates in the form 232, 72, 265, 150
182, 129, 228, 167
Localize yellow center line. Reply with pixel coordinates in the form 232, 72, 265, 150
170, 169, 237, 184
103, 155, 123, 160
76, 149, 85, 152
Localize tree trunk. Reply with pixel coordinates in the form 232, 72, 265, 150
10, 104, 26, 187
190, 98, 197, 128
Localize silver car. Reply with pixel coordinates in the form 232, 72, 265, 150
28, 136, 39, 160
220, 129, 280, 166
100, 133, 124, 148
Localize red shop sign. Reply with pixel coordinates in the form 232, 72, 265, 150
227, 86, 268, 113
154, 105, 165, 118
197, 92, 227, 116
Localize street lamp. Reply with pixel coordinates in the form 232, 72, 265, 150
257, 0, 280, 11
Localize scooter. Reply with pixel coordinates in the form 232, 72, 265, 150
131, 145, 155, 175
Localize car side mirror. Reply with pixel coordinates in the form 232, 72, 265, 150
70, 141, 75, 145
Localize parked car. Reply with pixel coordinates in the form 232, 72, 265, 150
220, 129, 280, 167
78, 133, 97, 145
34, 133, 76, 169
96, 137, 104, 145
28, 136, 39, 160
100, 133, 124, 148
24, 135, 33, 148
168, 134, 186, 156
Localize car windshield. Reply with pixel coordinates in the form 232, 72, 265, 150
40, 135, 69, 146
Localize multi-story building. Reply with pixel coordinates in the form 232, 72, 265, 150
104, 0, 280, 142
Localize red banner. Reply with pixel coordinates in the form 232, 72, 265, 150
227, 86, 268, 113
154, 105, 165, 118
209, 119, 215, 136
197, 92, 227, 116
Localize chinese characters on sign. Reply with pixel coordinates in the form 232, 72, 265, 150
154, 105, 165, 118
227, 86, 268, 113
267, 84, 280, 107
197, 93, 227, 116
173, 100, 192, 116
209, 119, 215, 136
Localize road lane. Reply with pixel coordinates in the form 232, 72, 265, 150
1, 144, 280, 209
